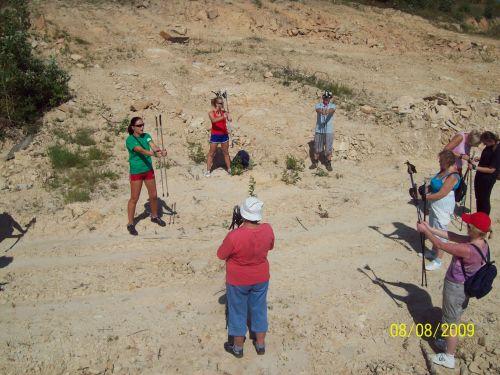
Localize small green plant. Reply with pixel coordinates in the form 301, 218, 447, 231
107, 117, 129, 136
73, 128, 96, 146
187, 141, 206, 164
285, 155, 304, 172
87, 146, 108, 161
252, 0, 263, 8
281, 169, 301, 185
74, 37, 90, 45
273, 66, 353, 98
48, 145, 88, 169
248, 176, 257, 197
64, 189, 90, 203
314, 167, 328, 177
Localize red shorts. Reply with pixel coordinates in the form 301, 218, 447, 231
130, 169, 155, 181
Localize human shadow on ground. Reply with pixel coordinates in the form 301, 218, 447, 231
0, 256, 13, 269
358, 265, 441, 343
369, 223, 422, 254
134, 198, 176, 225
211, 148, 229, 172
0, 212, 35, 252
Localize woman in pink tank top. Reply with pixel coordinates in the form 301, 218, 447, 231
444, 130, 481, 175
416, 212, 491, 370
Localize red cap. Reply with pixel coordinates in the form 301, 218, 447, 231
461, 212, 491, 233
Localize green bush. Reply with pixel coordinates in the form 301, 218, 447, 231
87, 146, 108, 161
73, 128, 96, 146
48, 145, 88, 169
273, 66, 353, 98
0, 0, 70, 137
285, 154, 304, 172
65, 189, 90, 203
187, 141, 206, 164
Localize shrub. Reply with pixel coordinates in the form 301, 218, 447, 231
187, 141, 206, 164
64, 189, 90, 203
73, 128, 96, 146
48, 145, 88, 169
281, 169, 301, 185
87, 146, 108, 161
314, 167, 329, 177
0, 0, 70, 137
285, 154, 304, 172
248, 176, 256, 197
273, 66, 353, 98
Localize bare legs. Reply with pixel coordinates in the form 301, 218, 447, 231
127, 177, 159, 225
220, 141, 231, 171
206, 142, 217, 172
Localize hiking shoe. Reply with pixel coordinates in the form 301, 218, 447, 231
227, 168, 232, 175
127, 224, 138, 236
431, 353, 455, 369
204, 171, 211, 177
434, 338, 447, 352
224, 342, 243, 358
253, 341, 265, 355
151, 217, 166, 227
309, 162, 318, 170
326, 162, 333, 172
425, 259, 442, 271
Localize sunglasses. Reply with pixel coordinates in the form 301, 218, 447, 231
134, 123, 145, 127
216, 102, 224, 105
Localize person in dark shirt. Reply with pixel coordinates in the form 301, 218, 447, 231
471, 131, 499, 215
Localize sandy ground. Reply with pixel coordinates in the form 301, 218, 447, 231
1, 1, 499, 374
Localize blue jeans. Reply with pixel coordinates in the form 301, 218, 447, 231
226, 281, 269, 337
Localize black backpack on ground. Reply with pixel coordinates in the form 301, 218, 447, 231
232, 150, 250, 168
460, 242, 497, 299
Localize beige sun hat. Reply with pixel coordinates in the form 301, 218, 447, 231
239, 197, 263, 222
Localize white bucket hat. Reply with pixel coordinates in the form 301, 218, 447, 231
239, 197, 263, 222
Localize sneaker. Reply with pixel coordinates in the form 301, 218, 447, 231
434, 338, 447, 352
326, 161, 333, 172
431, 353, 455, 369
224, 342, 243, 358
127, 224, 138, 236
425, 259, 442, 271
253, 341, 265, 355
309, 162, 318, 170
204, 171, 211, 177
151, 217, 166, 227
227, 168, 232, 175
418, 249, 436, 260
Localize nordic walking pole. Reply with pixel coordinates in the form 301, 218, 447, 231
459, 168, 470, 231
405, 161, 427, 287
159, 114, 169, 197
223, 90, 234, 148
155, 116, 165, 198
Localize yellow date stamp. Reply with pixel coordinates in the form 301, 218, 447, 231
389, 323, 475, 338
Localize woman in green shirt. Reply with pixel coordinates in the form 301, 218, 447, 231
126, 117, 167, 235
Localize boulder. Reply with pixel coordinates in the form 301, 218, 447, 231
391, 96, 415, 114
360, 105, 375, 115
206, 9, 219, 20
170, 26, 187, 36
263, 71, 273, 79
70, 54, 83, 61
130, 100, 152, 112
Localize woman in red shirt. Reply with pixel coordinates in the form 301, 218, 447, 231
217, 197, 275, 358
205, 96, 232, 177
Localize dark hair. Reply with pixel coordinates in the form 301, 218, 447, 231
438, 149, 456, 168
128, 117, 142, 135
480, 131, 499, 143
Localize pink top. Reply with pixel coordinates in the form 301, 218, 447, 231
217, 224, 275, 286
452, 132, 471, 170
445, 241, 489, 284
